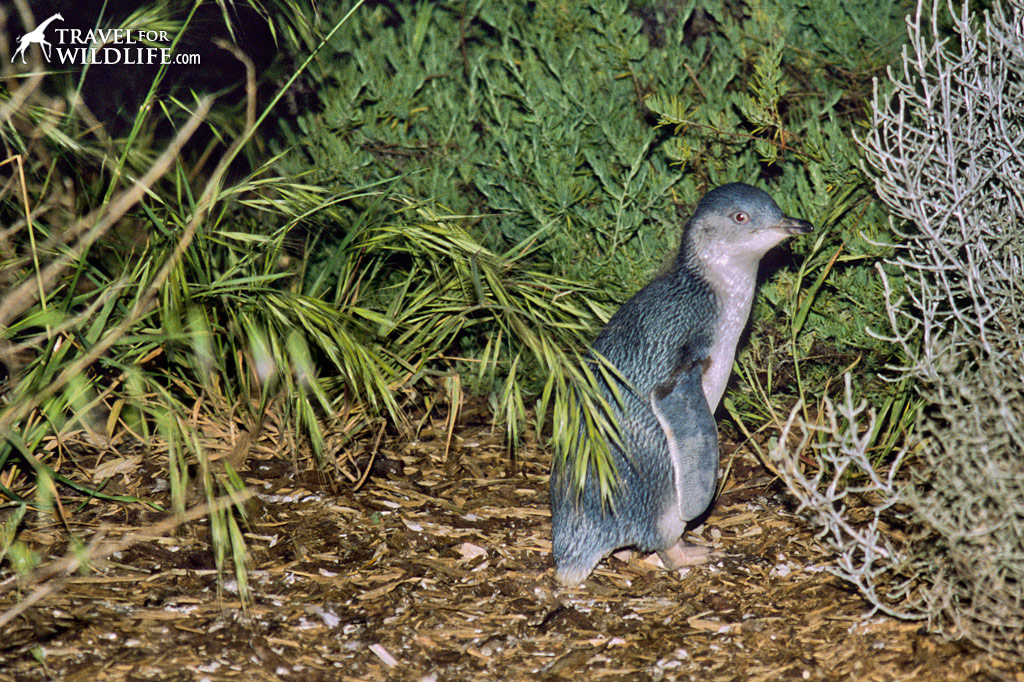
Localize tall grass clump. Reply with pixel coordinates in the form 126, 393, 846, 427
0, 0, 399, 604
770, 0, 1024, 660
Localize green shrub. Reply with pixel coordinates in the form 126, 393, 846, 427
277, 0, 909, 479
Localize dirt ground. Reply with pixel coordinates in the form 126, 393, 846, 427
1, 408, 1021, 682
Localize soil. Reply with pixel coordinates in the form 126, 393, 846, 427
1, 408, 1020, 682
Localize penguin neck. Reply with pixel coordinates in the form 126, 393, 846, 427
678, 239, 761, 411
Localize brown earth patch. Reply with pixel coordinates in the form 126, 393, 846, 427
1, 415, 1020, 682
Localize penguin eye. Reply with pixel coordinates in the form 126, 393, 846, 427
733, 211, 749, 224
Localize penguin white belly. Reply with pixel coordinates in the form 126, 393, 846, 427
699, 263, 757, 411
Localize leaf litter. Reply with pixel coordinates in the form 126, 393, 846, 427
1, 404, 1020, 682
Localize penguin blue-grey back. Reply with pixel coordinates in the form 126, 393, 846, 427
550, 183, 812, 587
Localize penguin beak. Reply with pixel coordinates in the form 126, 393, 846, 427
775, 216, 814, 235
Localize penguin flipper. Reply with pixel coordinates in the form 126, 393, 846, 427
649, 361, 719, 522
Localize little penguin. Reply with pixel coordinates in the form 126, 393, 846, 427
550, 182, 813, 587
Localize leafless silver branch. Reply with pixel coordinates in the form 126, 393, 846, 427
770, 376, 923, 621
773, 0, 1024, 660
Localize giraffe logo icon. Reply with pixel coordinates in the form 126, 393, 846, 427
11, 13, 64, 64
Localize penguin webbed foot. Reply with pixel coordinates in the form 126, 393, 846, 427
654, 540, 711, 570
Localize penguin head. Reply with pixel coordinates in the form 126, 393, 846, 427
683, 183, 813, 268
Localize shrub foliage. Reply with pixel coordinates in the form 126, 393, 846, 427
279, 0, 906, 487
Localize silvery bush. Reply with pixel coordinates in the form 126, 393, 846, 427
770, 0, 1024, 660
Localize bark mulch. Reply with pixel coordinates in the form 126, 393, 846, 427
1, 411, 1020, 681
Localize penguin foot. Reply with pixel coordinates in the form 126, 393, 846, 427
649, 541, 711, 570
